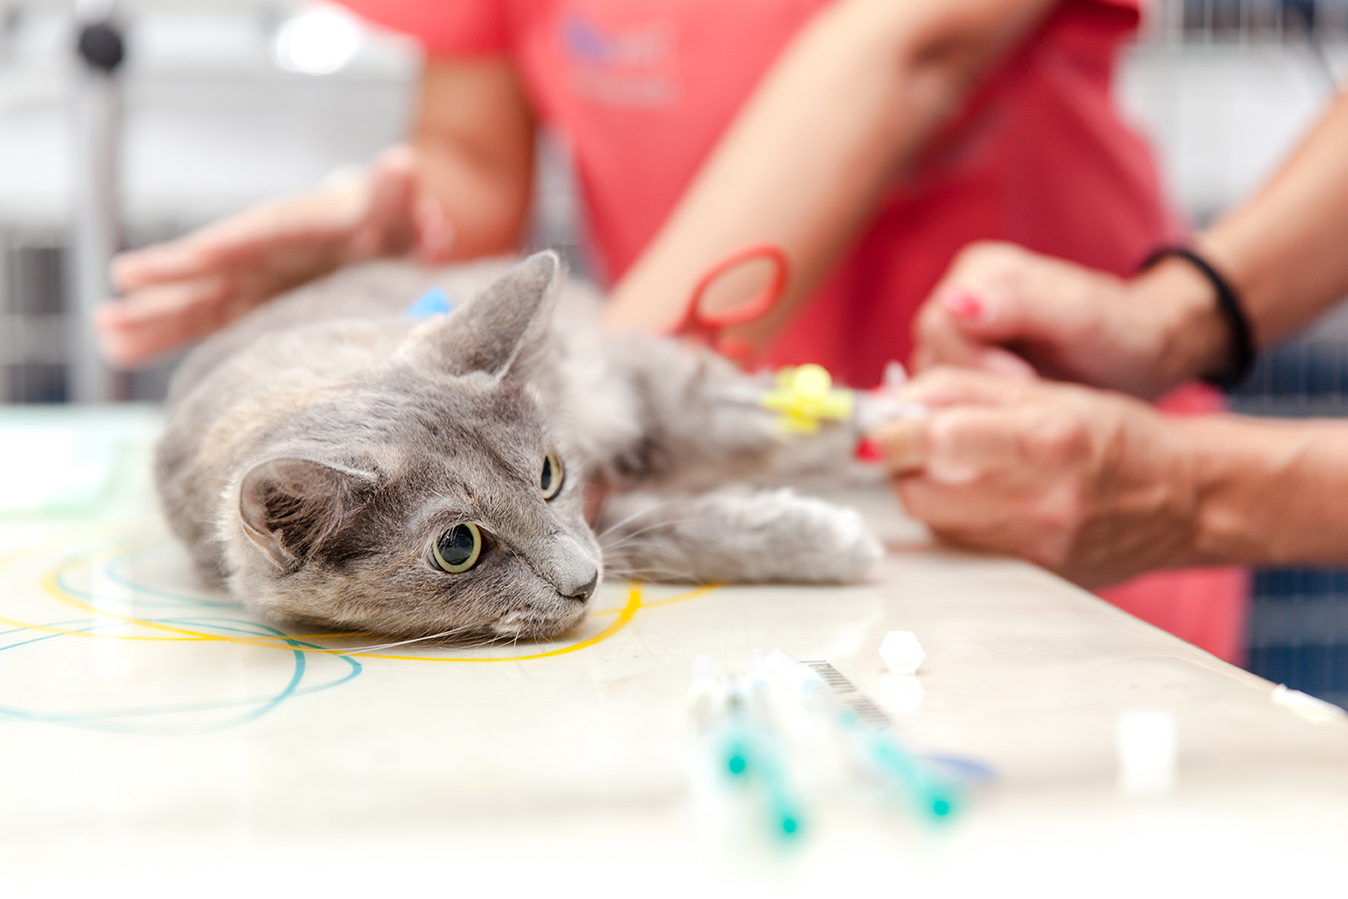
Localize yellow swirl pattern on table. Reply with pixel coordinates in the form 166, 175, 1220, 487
7, 536, 715, 661
0, 532, 720, 732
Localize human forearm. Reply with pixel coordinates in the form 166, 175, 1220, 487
1180, 415, 1348, 567
911, 94, 1348, 397
410, 58, 535, 261
880, 368, 1348, 585
604, 0, 1054, 336
1191, 92, 1348, 351
1145, 92, 1348, 381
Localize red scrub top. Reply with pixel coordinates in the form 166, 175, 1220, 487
339, 0, 1248, 665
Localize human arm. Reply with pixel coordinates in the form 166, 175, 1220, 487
877, 367, 1348, 586
912, 90, 1348, 397
97, 58, 534, 367
601, 0, 1057, 338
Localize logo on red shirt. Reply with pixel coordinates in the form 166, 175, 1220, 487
560, 10, 677, 107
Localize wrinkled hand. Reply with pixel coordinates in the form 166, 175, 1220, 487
874, 367, 1200, 587
910, 241, 1222, 400
96, 145, 454, 367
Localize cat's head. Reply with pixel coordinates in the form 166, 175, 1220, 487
224, 252, 602, 641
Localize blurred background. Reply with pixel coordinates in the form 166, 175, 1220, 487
0, 0, 1345, 702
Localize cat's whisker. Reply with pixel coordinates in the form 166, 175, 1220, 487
335, 623, 486, 654
604, 560, 699, 577
595, 498, 689, 540
606, 570, 700, 583
447, 632, 519, 650
599, 516, 705, 550
600, 511, 704, 542
602, 531, 700, 582
602, 550, 698, 578
458, 635, 508, 650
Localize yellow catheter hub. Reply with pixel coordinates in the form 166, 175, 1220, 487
759, 364, 854, 434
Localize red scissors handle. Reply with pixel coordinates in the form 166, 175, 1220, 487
673, 244, 790, 363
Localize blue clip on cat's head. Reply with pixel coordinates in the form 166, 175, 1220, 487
405, 286, 455, 320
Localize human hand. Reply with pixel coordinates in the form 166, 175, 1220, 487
910, 242, 1230, 400
96, 145, 455, 367
874, 367, 1200, 587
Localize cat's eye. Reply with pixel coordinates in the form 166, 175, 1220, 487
433, 523, 482, 574
540, 450, 564, 501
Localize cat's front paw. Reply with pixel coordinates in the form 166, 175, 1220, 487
596, 486, 883, 585
760, 490, 883, 584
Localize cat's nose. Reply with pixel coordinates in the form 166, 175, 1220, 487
564, 571, 598, 602
543, 537, 599, 601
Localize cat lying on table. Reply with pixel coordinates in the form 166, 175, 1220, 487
155, 252, 881, 642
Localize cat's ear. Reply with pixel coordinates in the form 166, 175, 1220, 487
399, 251, 563, 381
238, 457, 376, 571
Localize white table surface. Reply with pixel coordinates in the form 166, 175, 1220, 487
1, 406, 1345, 897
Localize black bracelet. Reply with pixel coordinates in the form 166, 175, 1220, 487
1139, 246, 1256, 391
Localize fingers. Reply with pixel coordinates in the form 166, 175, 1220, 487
871, 367, 1062, 480
898, 366, 1045, 409
115, 170, 380, 293
894, 474, 1059, 564
95, 276, 232, 367
874, 373, 1090, 548
413, 192, 456, 264
922, 405, 1049, 484
111, 243, 211, 292
372, 143, 418, 179
889, 416, 1033, 554
912, 298, 1038, 378
874, 407, 1030, 478
111, 221, 260, 296
111, 197, 300, 292
929, 243, 1084, 342
912, 241, 1125, 381
357, 144, 454, 263
915, 242, 1037, 351
871, 419, 926, 475
368, 150, 418, 222
355, 147, 423, 260
877, 362, 1188, 584
886, 403, 1076, 567
102, 160, 408, 364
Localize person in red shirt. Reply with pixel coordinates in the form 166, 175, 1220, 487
96, 0, 1246, 662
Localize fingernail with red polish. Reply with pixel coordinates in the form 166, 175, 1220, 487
943, 290, 984, 319
854, 437, 884, 464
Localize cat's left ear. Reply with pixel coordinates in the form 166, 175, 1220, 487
238, 457, 377, 572
399, 251, 562, 382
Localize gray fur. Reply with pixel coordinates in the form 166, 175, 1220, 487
156, 252, 882, 641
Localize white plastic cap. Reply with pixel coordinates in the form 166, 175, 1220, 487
1116, 706, 1178, 797
1272, 684, 1348, 724
878, 630, 925, 675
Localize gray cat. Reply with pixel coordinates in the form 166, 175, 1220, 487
155, 252, 882, 641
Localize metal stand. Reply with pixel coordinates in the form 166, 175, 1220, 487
69, 3, 125, 403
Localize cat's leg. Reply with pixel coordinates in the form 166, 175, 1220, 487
597, 336, 864, 493
596, 487, 882, 585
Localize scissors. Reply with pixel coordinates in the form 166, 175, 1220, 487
671, 244, 789, 367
